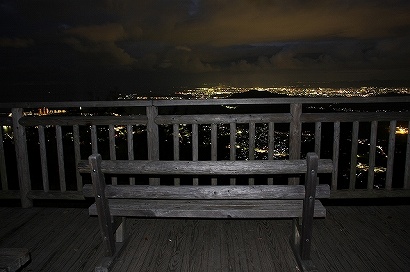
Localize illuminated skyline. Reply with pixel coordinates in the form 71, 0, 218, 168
1, 1, 410, 102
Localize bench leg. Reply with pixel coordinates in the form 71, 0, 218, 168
95, 217, 127, 272
290, 218, 318, 272
95, 242, 126, 272
114, 217, 126, 243
90, 154, 127, 271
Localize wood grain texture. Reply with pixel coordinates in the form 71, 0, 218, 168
1, 206, 409, 271
82, 184, 331, 199
78, 159, 334, 175
87, 199, 327, 218
0, 248, 30, 272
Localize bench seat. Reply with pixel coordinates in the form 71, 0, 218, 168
80, 152, 333, 272
88, 199, 327, 218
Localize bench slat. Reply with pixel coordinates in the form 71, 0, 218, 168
78, 159, 334, 175
88, 199, 327, 218
83, 184, 330, 199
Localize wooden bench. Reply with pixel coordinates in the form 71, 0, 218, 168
78, 152, 333, 272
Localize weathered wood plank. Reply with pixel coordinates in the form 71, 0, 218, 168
89, 154, 116, 256
248, 122, 256, 185
83, 184, 330, 199
88, 199, 327, 218
386, 120, 396, 190
146, 106, 160, 186
56, 125, 66, 192
349, 121, 359, 190
314, 122, 322, 158
300, 152, 319, 260
0, 248, 30, 272
91, 124, 98, 154
405, 120, 410, 189
78, 159, 334, 175
367, 121, 378, 190
313, 205, 410, 272
73, 124, 83, 191
1, 206, 409, 272
155, 113, 292, 124
26, 190, 85, 200
19, 115, 148, 126
332, 121, 340, 191
289, 104, 302, 185
211, 124, 217, 185
267, 122, 274, 185
192, 124, 199, 186
302, 112, 410, 122
229, 122, 236, 185
11, 108, 32, 208
127, 125, 135, 185
108, 124, 117, 186
0, 127, 8, 191
330, 189, 410, 198
172, 124, 180, 186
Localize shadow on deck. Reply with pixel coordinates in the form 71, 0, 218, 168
0, 202, 409, 272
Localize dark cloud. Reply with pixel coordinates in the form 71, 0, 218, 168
0, 0, 410, 101
0, 37, 34, 47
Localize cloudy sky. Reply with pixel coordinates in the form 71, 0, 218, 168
1, 0, 410, 101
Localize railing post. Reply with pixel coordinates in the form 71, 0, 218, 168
146, 105, 160, 185
289, 103, 302, 185
12, 108, 32, 208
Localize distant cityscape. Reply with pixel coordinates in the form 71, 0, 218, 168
1, 85, 409, 189
117, 85, 410, 100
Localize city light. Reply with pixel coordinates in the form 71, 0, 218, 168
396, 126, 409, 135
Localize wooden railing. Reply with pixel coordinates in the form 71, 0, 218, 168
0, 97, 409, 207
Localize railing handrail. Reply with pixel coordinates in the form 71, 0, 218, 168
1, 96, 409, 207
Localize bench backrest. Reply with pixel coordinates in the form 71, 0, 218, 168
79, 152, 333, 200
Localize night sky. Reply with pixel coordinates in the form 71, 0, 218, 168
1, 0, 410, 101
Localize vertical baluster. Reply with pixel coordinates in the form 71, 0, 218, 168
332, 121, 340, 191
386, 120, 396, 190
404, 121, 410, 189
349, 121, 359, 190
91, 125, 98, 154
56, 125, 66, 192
367, 121, 378, 190
127, 125, 135, 185
109, 124, 117, 185
289, 103, 302, 185
192, 123, 199, 186
314, 122, 322, 185
230, 122, 236, 185
314, 122, 322, 157
248, 122, 255, 185
0, 127, 8, 190
73, 125, 82, 191
146, 106, 160, 185
268, 122, 274, 185
38, 125, 49, 192
211, 123, 218, 185
173, 124, 180, 186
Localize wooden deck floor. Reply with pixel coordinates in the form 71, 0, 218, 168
0, 203, 409, 272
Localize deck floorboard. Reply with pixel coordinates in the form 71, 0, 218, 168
0, 205, 409, 272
